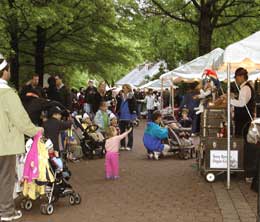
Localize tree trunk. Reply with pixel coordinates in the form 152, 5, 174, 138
8, 0, 20, 90
35, 26, 46, 86
9, 28, 20, 90
198, 4, 213, 55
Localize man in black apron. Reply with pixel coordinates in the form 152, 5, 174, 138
231, 67, 256, 180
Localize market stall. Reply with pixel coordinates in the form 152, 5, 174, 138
219, 31, 260, 189
198, 31, 260, 184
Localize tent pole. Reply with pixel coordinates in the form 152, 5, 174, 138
161, 78, 164, 110
172, 86, 175, 114
227, 63, 231, 190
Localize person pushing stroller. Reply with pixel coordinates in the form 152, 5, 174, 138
143, 111, 171, 160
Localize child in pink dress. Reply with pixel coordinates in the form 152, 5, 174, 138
105, 126, 132, 179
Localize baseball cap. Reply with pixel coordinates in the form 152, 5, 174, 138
109, 113, 117, 121
49, 106, 62, 116
82, 113, 90, 121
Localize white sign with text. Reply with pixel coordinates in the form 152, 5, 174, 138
210, 150, 238, 169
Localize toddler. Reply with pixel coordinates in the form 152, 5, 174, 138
109, 113, 120, 135
94, 101, 112, 133
178, 108, 192, 138
105, 126, 132, 179
45, 139, 63, 170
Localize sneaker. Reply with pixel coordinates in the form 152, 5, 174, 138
125, 147, 132, 151
148, 153, 153, 159
1, 210, 22, 221
153, 152, 160, 160
113, 176, 120, 180
105, 176, 113, 180
120, 147, 125, 151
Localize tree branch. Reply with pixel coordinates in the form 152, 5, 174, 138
151, 0, 198, 25
215, 11, 250, 28
211, 0, 231, 28
190, 0, 201, 10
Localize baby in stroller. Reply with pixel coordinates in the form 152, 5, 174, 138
73, 113, 105, 159
178, 108, 193, 146
44, 139, 81, 208
163, 109, 195, 160
20, 133, 81, 215
143, 111, 171, 160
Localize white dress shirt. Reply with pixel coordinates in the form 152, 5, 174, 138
231, 81, 251, 107
144, 95, 155, 110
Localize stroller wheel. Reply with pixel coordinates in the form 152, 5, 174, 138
205, 172, 215, 183
46, 204, 54, 215
69, 194, 75, 205
74, 193, 81, 205
40, 203, 54, 215
24, 199, 33, 210
21, 199, 33, 211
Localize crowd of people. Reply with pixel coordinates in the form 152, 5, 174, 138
1, 51, 260, 221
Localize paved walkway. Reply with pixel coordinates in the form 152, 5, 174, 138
18, 120, 257, 222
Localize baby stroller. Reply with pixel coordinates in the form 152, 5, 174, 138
20, 137, 81, 215
73, 116, 105, 159
167, 126, 195, 160
162, 114, 195, 160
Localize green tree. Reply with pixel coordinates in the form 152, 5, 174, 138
140, 0, 260, 55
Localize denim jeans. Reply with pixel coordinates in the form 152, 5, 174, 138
119, 120, 133, 148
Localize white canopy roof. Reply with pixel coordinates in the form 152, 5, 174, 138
160, 48, 225, 81
219, 31, 260, 72
116, 61, 167, 86
139, 79, 177, 90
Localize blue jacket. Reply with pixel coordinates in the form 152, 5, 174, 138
143, 122, 168, 152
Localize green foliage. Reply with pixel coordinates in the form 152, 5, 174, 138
0, 0, 260, 89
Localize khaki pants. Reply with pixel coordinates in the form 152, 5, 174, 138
0, 155, 16, 217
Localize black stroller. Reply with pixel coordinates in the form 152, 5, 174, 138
20, 157, 81, 215
73, 116, 105, 159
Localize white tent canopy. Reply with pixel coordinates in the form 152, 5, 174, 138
160, 48, 225, 81
115, 61, 167, 86
218, 31, 260, 189
139, 79, 177, 90
219, 31, 260, 72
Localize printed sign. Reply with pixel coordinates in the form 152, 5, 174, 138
210, 150, 238, 169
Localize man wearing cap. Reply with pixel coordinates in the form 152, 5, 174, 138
0, 57, 43, 221
231, 67, 255, 180
231, 67, 255, 136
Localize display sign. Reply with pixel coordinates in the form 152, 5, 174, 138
210, 150, 238, 169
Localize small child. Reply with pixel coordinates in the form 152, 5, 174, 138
81, 113, 92, 130
109, 113, 120, 135
81, 112, 104, 142
94, 101, 112, 133
178, 108, 192, 138
105, 126, 132, 179
45, 139, 63, 170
